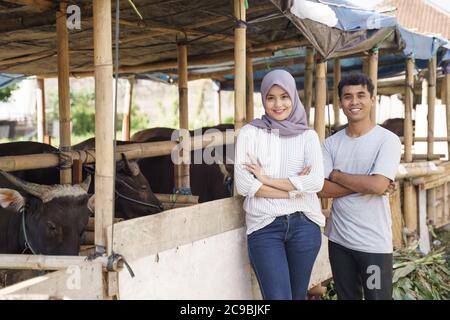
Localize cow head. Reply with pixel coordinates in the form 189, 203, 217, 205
113, 153, 163, 219
0, 171, 92, 255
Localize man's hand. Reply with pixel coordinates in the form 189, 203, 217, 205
329, 169, 341, 182
384, 181, 396, 195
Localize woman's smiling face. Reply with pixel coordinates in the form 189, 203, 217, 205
264, 85, 293, 121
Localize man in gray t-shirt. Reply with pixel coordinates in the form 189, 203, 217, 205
318, 73, 401, 300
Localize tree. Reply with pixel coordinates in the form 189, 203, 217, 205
0, 83, 17, 102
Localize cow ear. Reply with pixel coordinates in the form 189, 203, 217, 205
87, 194, 95, 214
0, 188, 25, 212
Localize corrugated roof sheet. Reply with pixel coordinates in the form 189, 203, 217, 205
387, 0, 450, 39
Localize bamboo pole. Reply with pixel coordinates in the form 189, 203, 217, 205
0, 254, 110, 271
56, 2, 72, 184
218, 89, 222, 124
404, 58, 414, 163
93, 0, 114, 256
445, 69, 450, 159
246, 56, 254, 122
304, 47, 314, 125
175, 42, 190, 190
333, 58, 341, 127
0, 131, 235, 172
121, 78, 134, 141
427, 55, 437, 160
234, 0, 246, 131
369, 49, 379, 125
314, 59, 327, 142
35, 78, 46, 143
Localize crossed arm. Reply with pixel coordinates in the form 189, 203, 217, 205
318, 170, 392, 198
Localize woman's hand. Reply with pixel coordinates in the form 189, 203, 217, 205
298, 166, 311, 176
244, 154, 269, 184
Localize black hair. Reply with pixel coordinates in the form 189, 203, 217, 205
338, 73, 374, 99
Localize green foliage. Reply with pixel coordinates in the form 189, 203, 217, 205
323, 230, 450, 300
48, 88, 150, 141
0, 83, 18, 102
151, 99, 179, 129
70, 90, 96, 135
223, 116, 234, 124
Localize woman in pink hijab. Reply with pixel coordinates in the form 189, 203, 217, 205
234, 69, 325, 300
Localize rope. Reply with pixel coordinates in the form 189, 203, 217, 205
21, 207, 38, 255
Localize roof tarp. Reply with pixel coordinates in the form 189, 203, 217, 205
270, 0, 450, 60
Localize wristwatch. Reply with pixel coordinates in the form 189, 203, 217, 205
288, 190, 302, 199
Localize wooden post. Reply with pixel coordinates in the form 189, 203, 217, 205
246, 56, 254, 122
121, 78, 134, 141
176, 42, 190, 190
445, 66, 450, 159
427, 55, 437, 160
426, 55, 437, 241
234, 0, 246, 131
35, 78, 46, 143
72, 159, 83, 184
93, 0, 114, 256
333, 58, 341, 127
404, 181, 418, 242
314, 59, 327, 142
56, 2, 72, 184
304, 47, 314, 125
404, 58, 414, 163
403, 58, 416, 245
218, 89, 222, 124
369, 49, 379, 125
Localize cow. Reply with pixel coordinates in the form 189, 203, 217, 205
0, 141, 59, 185
380, 118, 415, 138
72, 138, 163, 219
0, 170, 92, 255
131, 124, 235, 203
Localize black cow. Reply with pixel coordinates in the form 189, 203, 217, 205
72, 138, 163, 219
0, 170, 91, 255
0, 141, 59, 185
131, 124, 235, 203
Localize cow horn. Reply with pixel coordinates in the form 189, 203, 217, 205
121, 153, 139, 177
87, 194, 95, 213
0, 170, 51, 201
79, 175, 91, 192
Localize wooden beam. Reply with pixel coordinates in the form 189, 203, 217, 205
93, 0, 114, 256
115, 18, 238, 45
246, 56, 254, 122
0, 131, 235, 172
428, 55, 437, 160
56, 2, 72, 184
234, 0, 246, 131
333, 58, 341, 126
314, 60, 327, 142
2, 0, 53, 11
304, 47, 314, 125
0, 254, 109, 271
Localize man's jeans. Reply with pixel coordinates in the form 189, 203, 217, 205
247, 211, 322, 300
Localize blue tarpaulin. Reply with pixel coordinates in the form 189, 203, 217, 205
0, 73, 24, 89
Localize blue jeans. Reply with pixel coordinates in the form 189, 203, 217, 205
247, 212, 321, 300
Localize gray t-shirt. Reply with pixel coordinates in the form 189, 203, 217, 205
323, 125, 401, 254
